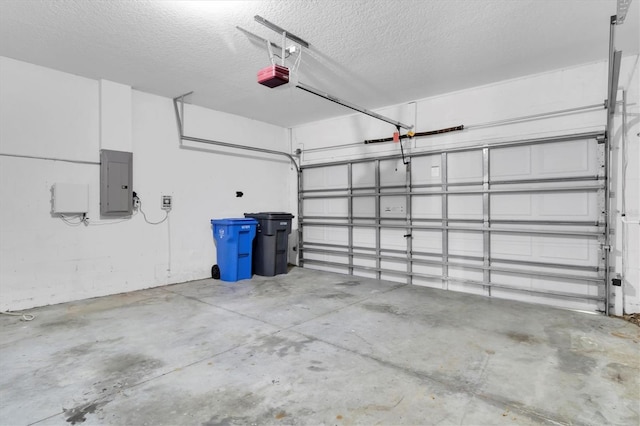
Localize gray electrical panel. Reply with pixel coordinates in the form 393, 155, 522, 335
100, 149, 133, 216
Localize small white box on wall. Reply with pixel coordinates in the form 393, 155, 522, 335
52, 183, 89, 214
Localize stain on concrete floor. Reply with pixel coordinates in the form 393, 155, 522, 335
64, 401, 105, 425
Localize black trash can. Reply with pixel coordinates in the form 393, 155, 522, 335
244, 212, 294, 276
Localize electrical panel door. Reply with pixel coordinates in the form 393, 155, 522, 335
100, 149, 132, 216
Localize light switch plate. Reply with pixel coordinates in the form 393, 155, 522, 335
161, 195, 172, 211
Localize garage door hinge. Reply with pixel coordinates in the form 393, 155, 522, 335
602, 245, 612, 251
596, 135, 606, 144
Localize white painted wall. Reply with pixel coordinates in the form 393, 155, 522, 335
100, 79, 132, 152
293, 56, 640, 314
0, 56, 292, 311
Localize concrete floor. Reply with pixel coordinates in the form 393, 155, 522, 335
1, 267, 638, 426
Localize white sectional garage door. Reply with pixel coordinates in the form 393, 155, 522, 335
299, 132, 609, 312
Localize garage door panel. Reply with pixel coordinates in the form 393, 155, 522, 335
491, 272, 533, 289
353, 227, 376, 248
412, 230, 442, 252
303, 198, 348, 217
327, 227, 349, 245
449, 194, 483, 219
304, 165, 348, 190
304, 226, 348, 245
492, 234, 599, 266
379, 159, 407, 186
381, 196, 406, 218
412, 195, 442, 219
449, 266, 483, 282
491, 146, 531, 178
448, 151, 483, 182
491, 194, 532, 217
490, 288, 599, 312
490, 273, 600, 296
381, 258, 406, 272
413, 263, 443, 277
306, 252, 349, 270
352, 162, 376, 188
536, 237, 598, 264
304, 226, 325, 243
353, 257, 376, 269
539, 192, 593, 218
303, 199, 324, 216
449, 231, 483, 256
536, 140, 593, 175
490, 139, 597, 180
353, 197, 375, 217
411, 155, 442, 185
323, 253, 349, 265
491, 272, 601, 308
328, 199, 349, 216
491, 234, 533, 257
354, 270, 377, 279
381, 228, 406, 251
491, 192, 597, 221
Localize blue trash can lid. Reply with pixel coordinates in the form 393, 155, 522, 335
211, 218, 258, 225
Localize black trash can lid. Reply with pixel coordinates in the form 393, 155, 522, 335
244, 212, 294, 220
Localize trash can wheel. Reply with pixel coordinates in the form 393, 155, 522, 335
211, 264, 221, 280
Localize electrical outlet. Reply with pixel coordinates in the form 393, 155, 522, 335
161, 195, 172, 211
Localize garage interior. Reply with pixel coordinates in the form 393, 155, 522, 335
0, 1, 639, 425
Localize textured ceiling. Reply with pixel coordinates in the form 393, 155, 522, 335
0, 0, 638, 128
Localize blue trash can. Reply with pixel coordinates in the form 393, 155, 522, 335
211, 218, 258, 282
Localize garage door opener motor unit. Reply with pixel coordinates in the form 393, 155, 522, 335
256, 23, 291, 88
258, 64, 289, 88
253, 15, 310, 88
